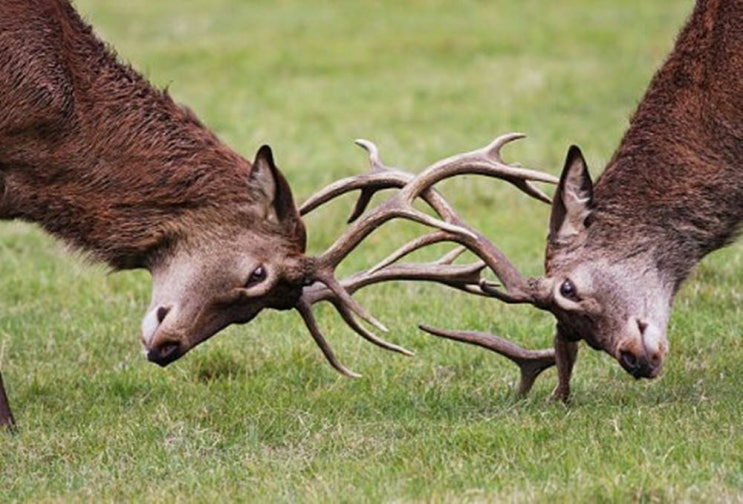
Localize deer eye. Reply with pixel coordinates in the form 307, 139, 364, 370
245, 266, 267, 288
559, 279, 579, 301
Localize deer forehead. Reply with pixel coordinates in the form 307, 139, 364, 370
572, 258, 675, 320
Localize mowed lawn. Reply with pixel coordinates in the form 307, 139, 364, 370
2, 0, 741, 501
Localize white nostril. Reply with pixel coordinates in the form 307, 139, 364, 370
141, 305, 172, 346
639, 320, 667, 362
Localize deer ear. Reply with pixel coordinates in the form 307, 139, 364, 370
249, 145, 307, 247
249, 145, 279, 220
549, 145, 593, 241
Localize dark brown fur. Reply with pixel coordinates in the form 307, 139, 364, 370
0, 0, 303, 269
587, 0, 743, 277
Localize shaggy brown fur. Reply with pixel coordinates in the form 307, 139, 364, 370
589, 0, 743, 278
0, 0, 302, 269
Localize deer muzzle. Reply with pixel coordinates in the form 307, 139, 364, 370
615, 318, 668, 379
141, 305, 186, 366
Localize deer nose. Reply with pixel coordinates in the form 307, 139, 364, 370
141, 304, 185, 366
618, 347, 659, 379
141, 305, 171, 345
619, 349, 647, 378
617, 319, 666, 379
146, 338, 184, 367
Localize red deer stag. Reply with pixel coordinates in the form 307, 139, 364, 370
304, 0, 742, 402
437, 0, 743, 400
0, 0, 312, 428
1, 0, 551, 428
534, 0, 742, 396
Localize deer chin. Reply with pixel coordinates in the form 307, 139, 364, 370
613, 319, 669, 380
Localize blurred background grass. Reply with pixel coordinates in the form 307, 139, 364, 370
2, 0, 741, 501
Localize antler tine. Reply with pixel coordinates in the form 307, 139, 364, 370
325, 276, 388, 333
330, 298, 414, 356
419, 325, 555, 396
398, 133, 558, 207
295, 300, 361, 378
436, 245, 469, 265
299, 138, 399, 218
510, 179, 554, 204
485, 132, 526, 155
344, 139, 398, 222
368, 231, 471, 274
354, 138, 385, 170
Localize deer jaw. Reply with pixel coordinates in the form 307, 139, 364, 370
545, 146, 673, 379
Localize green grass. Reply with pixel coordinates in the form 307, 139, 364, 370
2, 0, 742, 501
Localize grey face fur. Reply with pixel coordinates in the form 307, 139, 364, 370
545, 147, 672, 379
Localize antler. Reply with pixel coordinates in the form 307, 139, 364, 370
295, 133, 558, 379
419, 325, 555, 396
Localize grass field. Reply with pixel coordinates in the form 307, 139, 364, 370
2, 0, 742, 501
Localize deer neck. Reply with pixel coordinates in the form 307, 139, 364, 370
0, 1, 251, 270
590, 0, 743, 278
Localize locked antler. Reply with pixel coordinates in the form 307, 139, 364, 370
296, 133, 559, 389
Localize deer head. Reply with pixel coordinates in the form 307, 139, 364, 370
542, 146, 671, 379
140, 143, 416, 371
141, 145, 311, 366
